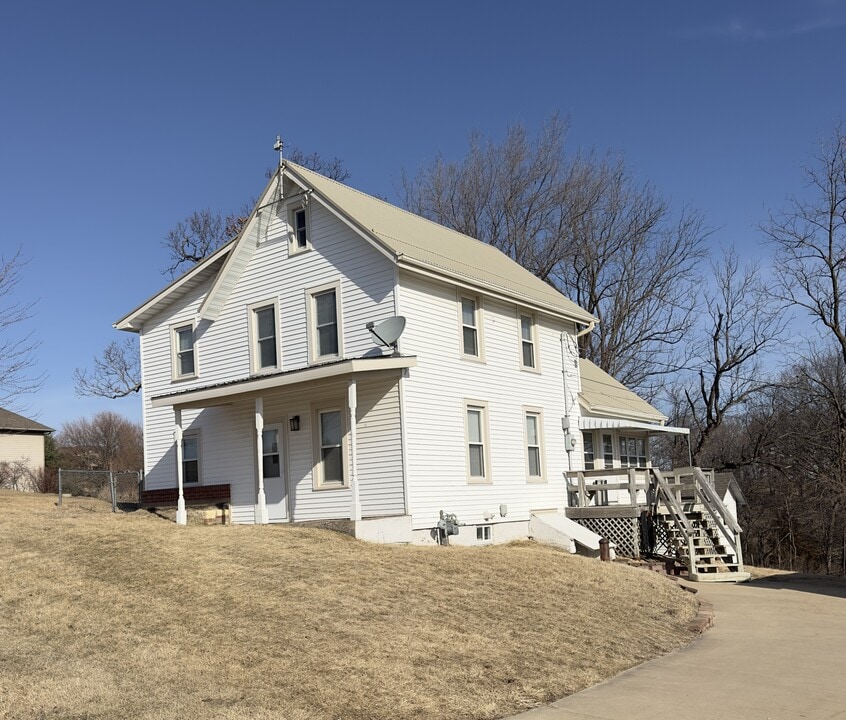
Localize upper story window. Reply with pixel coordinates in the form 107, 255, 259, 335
289, 202, 311, 253
519, 314, 537, 370
172, 324, 196, 379
250, 302, 279, 373
460, 295, 483, 360
526, 410, 545, 481
308, 282, 343, 363
465, 401, 491, 483
620, 436, 648, 468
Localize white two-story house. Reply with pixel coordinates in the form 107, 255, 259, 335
116, 160, 676, 546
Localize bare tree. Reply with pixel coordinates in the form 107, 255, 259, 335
401, 114, 710, 394
74, 338, 140, 399
765, 121, 846, 363
0, 248, 44, 409
668, 250, 786, 464
56, 411, 143, 471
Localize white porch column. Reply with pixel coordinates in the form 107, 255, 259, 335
255, 397, 269, 524
348, 378, 361, 522
174, 408, 187, 526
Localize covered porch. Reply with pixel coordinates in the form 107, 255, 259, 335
147, 356, 415, 530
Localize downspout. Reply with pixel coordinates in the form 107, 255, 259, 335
560, 320, 596, 472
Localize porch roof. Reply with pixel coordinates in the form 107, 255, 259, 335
578, 416, 690, 436
151, 355, 417, 409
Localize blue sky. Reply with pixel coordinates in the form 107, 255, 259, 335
1, 0, 844, 428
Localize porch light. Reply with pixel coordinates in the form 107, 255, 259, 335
289, 415, 300, 432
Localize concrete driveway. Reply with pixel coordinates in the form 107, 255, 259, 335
512, 574, 846, 720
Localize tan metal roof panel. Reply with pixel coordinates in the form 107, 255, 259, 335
578, 358, 666, 423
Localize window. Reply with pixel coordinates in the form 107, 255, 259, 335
182, 433, 200, 484
460, 295, 482, 358
289, 203, 310, 253
251, 302, 279, 372
262, 428, 281, 479
525, 411, 544, 480
476, 525, 492, 542
519, 314, 537, 369
465, 402, 490, 482
315, 409, 345, 488
308, 282, 343, 362
602, 434, 614, 468
172, 324, 196, 379
582, 432, 595, 470
620, 436, 648, 468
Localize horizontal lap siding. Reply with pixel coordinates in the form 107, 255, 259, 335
398, 272, 581, 531
139, 202, 397, 524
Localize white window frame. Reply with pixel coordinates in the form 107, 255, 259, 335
619, 435, 649, 468
464, 399, 492, 484
288, 200, 312, 255
524, 407, 546, 482
518, 312, 540, 372
458, 293, 485, 361
307, 281, 343, 364
582, 431, 595, 471
476, 525, 492, 542
181, 430, 201, 485
261, 425, 283, 481
248, 299, 281, 374
170, 322, 197, 380
312, 405, 348, 490
602, 433, 614, 469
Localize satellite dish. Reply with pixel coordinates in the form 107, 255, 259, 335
367, 316, 406, 354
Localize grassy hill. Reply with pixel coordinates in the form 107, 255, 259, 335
0, 490, 698, 720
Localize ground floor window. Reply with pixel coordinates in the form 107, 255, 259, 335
262, 428, 281, 479
317, 409, 344, 487
582, 432, 595, 470
476, 525, 492, 542
620, 435, 648, 467
182, 433, 200, 484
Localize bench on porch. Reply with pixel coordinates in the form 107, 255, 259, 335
140, 483, 231, 507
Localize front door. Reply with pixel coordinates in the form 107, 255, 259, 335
262, 426, 287, 522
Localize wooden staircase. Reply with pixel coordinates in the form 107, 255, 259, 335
652, 468, 750, 583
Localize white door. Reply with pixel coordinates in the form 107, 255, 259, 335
262, 426, 287, 522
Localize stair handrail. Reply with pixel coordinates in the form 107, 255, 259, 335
651, 468, 698, 577
692, 467, 742, 535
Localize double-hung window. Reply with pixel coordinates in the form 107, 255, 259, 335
619, 436, 648, 467
602, 434, 614, 468
182, 433, 200, 484
465, 401, 490, 482
525, 410, 545, 481
519, 314, 537, 370
460, 295, 482, 359
308, 283, 342, 362
251, 303, 279, 372
315, 409, 345, 488
582, 432, 595, 471
172, 324, 196, 379
289, 203, 310, 253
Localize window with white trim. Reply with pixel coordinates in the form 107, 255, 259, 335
182, 432, 200, 484
251, 303, 279, 372
519, 314, 537, 369
477, 525, 492, 542
289, 203, 311, 253
525, 411, 545, 480
315, 408, 345, 488
460, 296, 482, 358
172, 324, 196, 379
465, 402, 490, 482
262, 428, 281, 479
602, 434, 614, 468
308, 283, 343, 362
582, 431, 595, 471
620, 436, 648, 468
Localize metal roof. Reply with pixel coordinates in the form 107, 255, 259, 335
578, 358, 667, 424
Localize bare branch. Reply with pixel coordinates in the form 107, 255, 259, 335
74, 338, 141, 399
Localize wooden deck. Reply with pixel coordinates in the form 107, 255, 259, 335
139, 483, 231, 507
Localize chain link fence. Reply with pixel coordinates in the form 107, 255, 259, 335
57, 469, 143, 512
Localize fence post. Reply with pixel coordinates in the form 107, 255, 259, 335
109, 471, 116, 512
58, 468, 62, 506
137, 470, 143, 506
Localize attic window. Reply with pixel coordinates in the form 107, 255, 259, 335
289, 204, 310, 253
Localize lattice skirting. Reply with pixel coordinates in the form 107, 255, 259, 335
577, 517, 641, 558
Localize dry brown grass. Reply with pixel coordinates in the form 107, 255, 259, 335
0, 490, 698, 720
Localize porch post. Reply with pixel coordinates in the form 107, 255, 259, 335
255, 397, 269, 524
348, 378, 361, 522
174, 408, 187, 525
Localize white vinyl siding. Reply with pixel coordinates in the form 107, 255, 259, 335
399, 271, 579, 530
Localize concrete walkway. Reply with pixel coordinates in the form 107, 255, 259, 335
512, 575, 846, 720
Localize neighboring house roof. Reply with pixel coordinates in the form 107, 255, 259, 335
578, 358, 667, 424
714, 472, 747, 506
0, 408, 53, 434
115, 161, 597, 331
